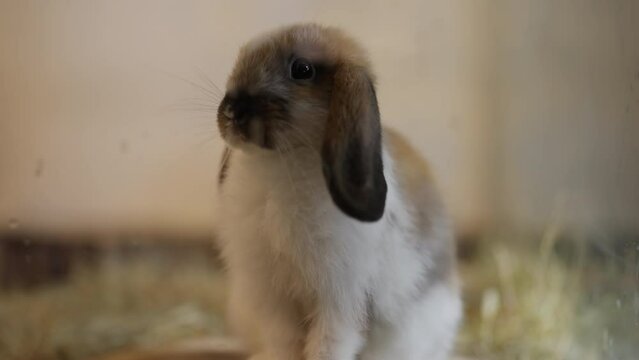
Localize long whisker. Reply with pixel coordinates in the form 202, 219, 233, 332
164, 92, 221, 116
193, 134, 221, 150
194, 66, 224, 96
169, 106, 219, 115
171, 96, 220, 106
161, 70, 222, 101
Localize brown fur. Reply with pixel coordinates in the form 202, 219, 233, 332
219, 23, 387, 221
217, 24, 460, 358
228, 24, 372, 91
220, 23, 377, 150
383, 127, 434, 199
322, 62, 386, 221
384, 128, 456, 286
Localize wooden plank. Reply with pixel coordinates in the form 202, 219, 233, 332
98, 337, 475, 360
97, 337, 247, 360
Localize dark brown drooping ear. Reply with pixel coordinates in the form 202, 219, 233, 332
322, 63, 387, 222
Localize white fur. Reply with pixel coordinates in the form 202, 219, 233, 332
216, 145, 461, 360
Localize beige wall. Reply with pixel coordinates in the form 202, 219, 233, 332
1, 1, 637, 235
492, 1, 639, 233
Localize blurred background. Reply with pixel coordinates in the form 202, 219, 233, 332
1, 1, 638, 359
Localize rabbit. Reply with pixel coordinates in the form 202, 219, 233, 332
214, 23, 461, 360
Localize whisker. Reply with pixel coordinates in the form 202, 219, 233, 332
190, 127, 220, 137
161, 70, 222, 100
170, 106, 219, 114
193, 135, 221, 150
172, 96, 221, 106
164, 96, 221, 115
165, 97, 222, 119
194, 66, 224, 96
168, 104, 218, 112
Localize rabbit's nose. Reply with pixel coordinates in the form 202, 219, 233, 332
225, 92, 257, 126
222, 104, 235, 120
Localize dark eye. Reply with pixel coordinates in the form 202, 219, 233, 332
290, 58, 315, 80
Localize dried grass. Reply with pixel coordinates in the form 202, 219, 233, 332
0, 255, 228, 360
458, 227, 638, 360
0, 231, 636, 360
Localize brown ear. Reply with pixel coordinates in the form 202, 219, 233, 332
321, 63, 387, 222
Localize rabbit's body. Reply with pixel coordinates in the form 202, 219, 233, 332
217, 130, 460, 360
215, 24, 461, 360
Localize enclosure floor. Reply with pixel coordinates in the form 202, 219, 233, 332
99, 337, 476, 360
98, 337, 246, 360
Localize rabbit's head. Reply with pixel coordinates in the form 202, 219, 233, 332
218, 23, 386, 221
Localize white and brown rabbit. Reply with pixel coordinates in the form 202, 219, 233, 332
215, 23, 461, 360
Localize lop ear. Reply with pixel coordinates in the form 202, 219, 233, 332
321, 63, 387, 222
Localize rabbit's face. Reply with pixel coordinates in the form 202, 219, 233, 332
218, 24, 387, 221
218, 24, 363, 151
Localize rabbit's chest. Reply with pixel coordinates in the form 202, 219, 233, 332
226, 178, 339, 294
221, 151, 391, 297
224, 154, 333, 253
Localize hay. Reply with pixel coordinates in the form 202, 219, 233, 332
458, 229, 638, 360
0, 255, 228, 360
0, 232, 637, 360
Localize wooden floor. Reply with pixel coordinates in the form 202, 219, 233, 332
102, 352, 244, 360
99, 337, 474, 360
98, 337, 247, 360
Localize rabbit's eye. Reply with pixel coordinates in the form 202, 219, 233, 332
290, 58, 315, 80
